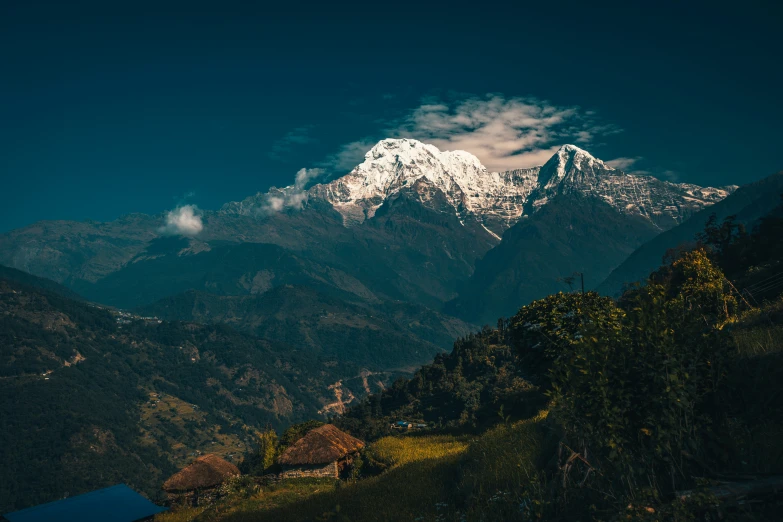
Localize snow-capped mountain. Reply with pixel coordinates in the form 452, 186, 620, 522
527, 144, 736, 229
222, 138, 735, 237
305, 139, 735, 234
308, 138, 540, 233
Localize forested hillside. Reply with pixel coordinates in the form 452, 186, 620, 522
165, 196, 783, 521
0, 276, 377, 513
137, 285, 472, 372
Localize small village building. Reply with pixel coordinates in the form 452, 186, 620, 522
277, 424, 364, 479
162, 454, 240, 506
1, 484, 167, 522
391, 420, 428, 430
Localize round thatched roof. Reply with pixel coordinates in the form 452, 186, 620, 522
162, 454, 240, 492
277, 424, 364, 466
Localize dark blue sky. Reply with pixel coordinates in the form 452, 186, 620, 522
2, 0, 781, 232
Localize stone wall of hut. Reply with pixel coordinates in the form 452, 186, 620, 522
165, 487, 220, 508
280, 461, 338, 479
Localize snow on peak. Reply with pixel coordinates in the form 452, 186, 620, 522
261, 138, 736, 235
536, 144, 610, 189
554, 144, 607, 168
558, 143, 589, 154
366, 138, 439, 160
362, 138, 485, 177
309, 138, 531, 226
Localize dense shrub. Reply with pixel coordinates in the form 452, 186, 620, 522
547, 249, 737, 511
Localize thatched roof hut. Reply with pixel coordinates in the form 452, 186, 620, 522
278, 424, 364, 466
162, 454, 240, 493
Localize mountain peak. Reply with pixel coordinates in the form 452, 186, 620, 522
308, 138, 496, 226
366, 138, 437, 160
558, 143, 590, 154
537, 144, 608, 190
363, 138, 485, 172
551, 143, 604, 167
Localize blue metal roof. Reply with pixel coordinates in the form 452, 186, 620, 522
3, 484, 167, 522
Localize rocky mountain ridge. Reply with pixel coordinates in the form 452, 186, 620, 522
226, 139, 736, 236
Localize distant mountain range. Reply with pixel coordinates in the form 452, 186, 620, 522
0, 139, 747, 399
228, 139, 735, 234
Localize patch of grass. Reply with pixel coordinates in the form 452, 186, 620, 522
716, 298, 783, 478
193, 480, 338, 522
216, 434, 471, 522
156, 505, 207, 522
368, 433, 471, 467
157, 415, 553, 522
460, 411, 550, 494
458, 411, 553, 520
732, 324, 783, 356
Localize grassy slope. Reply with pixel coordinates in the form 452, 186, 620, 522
718, 299, 783, 477
157, 412, 550, 522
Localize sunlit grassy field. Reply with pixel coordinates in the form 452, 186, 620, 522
156, 412, 549, 522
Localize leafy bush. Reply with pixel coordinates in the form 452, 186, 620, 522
509, 291, 622, 383
547, 249, 737, 511
240, 430, 279, 476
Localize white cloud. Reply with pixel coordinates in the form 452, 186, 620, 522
319, 139, 377, 172
395, 95, 621, 171
321, 94, 622, 173
261, 191, 309, 214
605, 156, 682, 183
294, 167, 324, 190
264, 196, 285, 213
260, 168, 325, 214
159, 205, 203, 236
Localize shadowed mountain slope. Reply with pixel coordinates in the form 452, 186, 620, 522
447, 195, 660, 324
598, 172, 783, 296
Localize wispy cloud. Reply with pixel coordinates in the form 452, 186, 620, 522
319, 139, 378, 172
268, 126, 315, 161
606, 156, 683, 182
660, 169, 681, 182
294, 167, 324, 190
320, 94, 621, 173
261, 168, 325, 214
159, 205, 203, 236
606, 157, 643, 171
